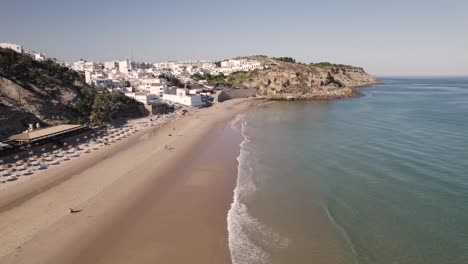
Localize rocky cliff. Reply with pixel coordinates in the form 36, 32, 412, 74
0, 48, 144, 139
225, 56, 378, 100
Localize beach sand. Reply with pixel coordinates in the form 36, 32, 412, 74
0, 98, 253, 264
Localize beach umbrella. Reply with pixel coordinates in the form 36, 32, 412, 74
23, 170, 34, 176
6, 175, 17, 181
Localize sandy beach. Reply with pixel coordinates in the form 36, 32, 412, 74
0, 98, 254, 264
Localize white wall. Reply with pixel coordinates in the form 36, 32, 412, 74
163, 92, 204, 107
0, 43, 23, 53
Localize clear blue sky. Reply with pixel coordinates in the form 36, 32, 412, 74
1, 0, 467, 76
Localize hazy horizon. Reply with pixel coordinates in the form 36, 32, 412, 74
1, 0, 467, 76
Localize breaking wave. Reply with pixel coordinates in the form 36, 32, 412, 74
227, 115, 290, 264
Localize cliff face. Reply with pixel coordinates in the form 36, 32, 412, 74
0, 75, 90, 138
227, 56, 378, 100
0, 48, 144, 139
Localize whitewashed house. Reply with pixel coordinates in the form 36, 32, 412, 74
104, 61, 118, 70
32, 52, 47, 61
163, 88, 204, 107
93, 78, 114, 88
135, 93, 160, 105
0, 43, 23, 53
138, 78, 169, 96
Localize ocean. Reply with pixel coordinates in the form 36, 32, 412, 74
227, 77, 468, 264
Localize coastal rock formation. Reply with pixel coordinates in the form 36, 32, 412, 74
225, 56, 378, 100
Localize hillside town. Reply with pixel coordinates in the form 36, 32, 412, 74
0, 42, 266, 110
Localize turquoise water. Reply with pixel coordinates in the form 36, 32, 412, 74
228, 77, 468, 264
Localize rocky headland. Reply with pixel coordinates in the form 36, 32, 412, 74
215, 56, 378, 101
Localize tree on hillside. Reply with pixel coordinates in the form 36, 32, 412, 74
273, 57, 296, 63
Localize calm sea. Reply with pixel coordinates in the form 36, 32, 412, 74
228, 77, 468, 264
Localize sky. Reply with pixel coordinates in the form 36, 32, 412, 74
0, 0, 467, 76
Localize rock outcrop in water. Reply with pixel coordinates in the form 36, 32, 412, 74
222, 56, 378, 100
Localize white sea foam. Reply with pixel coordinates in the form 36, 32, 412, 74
228, 112, 247, 131
227, 116, 290, 264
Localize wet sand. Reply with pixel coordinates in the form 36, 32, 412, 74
0, 99, 253, 264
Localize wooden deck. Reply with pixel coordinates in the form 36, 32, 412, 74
8, 125, 84, 143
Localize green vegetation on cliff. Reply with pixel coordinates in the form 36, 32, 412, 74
0, 48, 143, 138
272, 57, 296, 63
208, 55, 377, 100
0, 48, 80, 89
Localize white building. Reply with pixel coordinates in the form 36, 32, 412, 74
126, 69, 144, 79
85, 62, 97, 72
0, 43, 23, 53
118, 60, 133, 73
135, 93, 160, 105
126, 93, 160, 105
104, 61, 118, 70
85, 71, 92, 85
71, 60, 86, 72
93, 78, 114, 88
163, 88, 204, 107
32, 52, 46, 61
217, 59, 264, 75
138, 78, 168, 96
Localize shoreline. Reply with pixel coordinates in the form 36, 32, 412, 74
0, 98, 256, 263
256, 80, 380, 101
